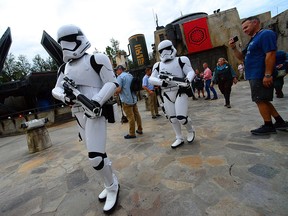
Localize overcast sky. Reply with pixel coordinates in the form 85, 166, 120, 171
0, 0, 287, 63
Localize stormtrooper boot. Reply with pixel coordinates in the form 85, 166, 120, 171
98, 174, 119, 202
103, 174, 120, 213
171, 139, 184, 149
187, 127, 195, 143
98, 188, 107, 202
184, 119, 195, 143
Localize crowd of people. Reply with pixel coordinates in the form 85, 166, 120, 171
51, 15, 287, 213
190, 59, 240, 108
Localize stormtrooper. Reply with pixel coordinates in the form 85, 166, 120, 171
51, 24, 119, 213
149, 40, 196, 148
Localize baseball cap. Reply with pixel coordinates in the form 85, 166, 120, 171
115, 65, 125, 70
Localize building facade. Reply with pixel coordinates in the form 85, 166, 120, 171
154, 8, 288, 74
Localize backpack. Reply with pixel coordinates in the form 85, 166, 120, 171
130, 76, 142, 92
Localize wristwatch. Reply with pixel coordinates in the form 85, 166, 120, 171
264, 74, 272, 78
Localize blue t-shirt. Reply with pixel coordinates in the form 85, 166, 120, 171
142, 74, 154, 91
117, 72, 137, 105
243, 29, 277, 80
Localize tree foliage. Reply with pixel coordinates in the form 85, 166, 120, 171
31, 54, 58, 72
105, 46, 115, 63
0, 37, 132, 84
104, 38, 128, 68
111, 38, 120, 53
0, 53, 58, 84
0, 53, 31, 82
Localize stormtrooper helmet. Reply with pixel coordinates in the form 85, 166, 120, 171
57, 24, 91, 62
158, 40, 177, 62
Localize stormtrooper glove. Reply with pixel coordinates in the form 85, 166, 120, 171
64, 91, 76, 105
162, 80, 169, 87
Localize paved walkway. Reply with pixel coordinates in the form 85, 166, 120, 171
1, 78, 288, 216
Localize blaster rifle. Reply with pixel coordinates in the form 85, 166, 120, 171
159, 73, 190, 87
63, 77, 102, 118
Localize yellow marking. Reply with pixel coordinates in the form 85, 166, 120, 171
18, 157, 46, 173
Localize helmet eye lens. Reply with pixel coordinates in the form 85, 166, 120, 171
159, 46, 172, 54
58, 34, 78, 43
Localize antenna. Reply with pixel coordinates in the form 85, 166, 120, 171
156, 14, 159, 28
152, 9, 159, 28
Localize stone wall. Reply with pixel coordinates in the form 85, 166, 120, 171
207, 8, 242, 70
264, 9, 288, 51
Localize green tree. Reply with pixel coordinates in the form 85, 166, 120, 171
14, 54, 31, 80
0, 38, 122, 84
0, 53, 30, 82
45, 56, 58, 71
105, 45, 115, 64
0, 53, 16, 82
31, 55, 58, 72
0, 53, 59, 84
31, 54, 47, 72
31, 54, 58, 72
104, 38, 128, 68
111, 38, 120, 53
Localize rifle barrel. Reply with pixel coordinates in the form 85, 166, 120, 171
172, 77, 186, 83
76, 94, 95, 111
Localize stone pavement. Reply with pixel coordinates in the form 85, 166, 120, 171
0, 78, 288, 216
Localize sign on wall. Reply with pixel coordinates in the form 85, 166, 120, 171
182, 17, 213, 53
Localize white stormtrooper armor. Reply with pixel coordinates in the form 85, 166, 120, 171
149, 40, 196, 148
158, 39, 177, 62
52, 25, 119, 213
57, 24, 91, 63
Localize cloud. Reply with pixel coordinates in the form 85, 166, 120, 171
0, 0, 287, 62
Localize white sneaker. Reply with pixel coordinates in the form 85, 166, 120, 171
98, 188, 107, 202
171, 139, 184, 149
187, 131, 195, 143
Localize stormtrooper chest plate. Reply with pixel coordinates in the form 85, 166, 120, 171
159, 58, 183, 78
64, 55, 102, 88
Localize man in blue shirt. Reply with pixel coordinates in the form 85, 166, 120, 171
115, 65, 143, 139
229, 16, 288, 135
142, 67, 160, 119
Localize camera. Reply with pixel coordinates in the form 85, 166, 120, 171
232, 36, 239, 43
